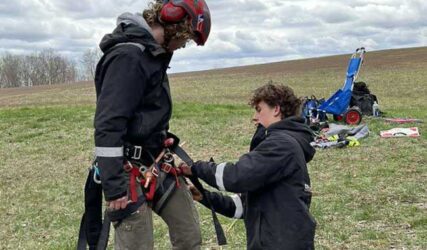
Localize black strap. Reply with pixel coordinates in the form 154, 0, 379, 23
77, 213, 88, 250
96, 211, 111, 250
77, 168, 112, 250
172, 144, 227, 246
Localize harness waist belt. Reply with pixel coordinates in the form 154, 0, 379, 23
124, 144, 162, 163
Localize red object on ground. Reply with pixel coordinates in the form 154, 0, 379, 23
384, 118, 423, 124
380, 127, 420, 138
345, 109, 362, 125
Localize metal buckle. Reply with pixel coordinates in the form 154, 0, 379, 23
161, 163, 172, 173
139, 165, 148, 175
151, 167, 159, 177
123, 161, 133, 172
163, 152, 174, 163
131, 146, 142, 160
136, 176, 143, 183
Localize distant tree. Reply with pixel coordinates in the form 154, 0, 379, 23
19, 55, 32, 87
81, 48, 102, 80
0, 49, 77, 88
65, 60, 77, 83
26, 54, 45, 86
0, 53, 22, 88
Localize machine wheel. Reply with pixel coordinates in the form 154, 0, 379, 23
333, 114, 343, 122
344, 108, 362, 125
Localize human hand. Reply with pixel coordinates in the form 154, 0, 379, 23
107, 196, 129, 210
188, 184, 203, 201
178, 162, 192, 176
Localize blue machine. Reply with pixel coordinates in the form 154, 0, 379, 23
317, 47, 366, 125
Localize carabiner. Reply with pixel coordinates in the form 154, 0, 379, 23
93, 166, 102, 184
163, 152, 174, 163
139, 165, 148, 175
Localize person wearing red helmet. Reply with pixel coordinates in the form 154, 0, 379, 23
79, 1, 211, 249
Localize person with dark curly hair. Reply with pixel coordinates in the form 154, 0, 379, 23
79, 1, 211, 250
181, 82, 317, 250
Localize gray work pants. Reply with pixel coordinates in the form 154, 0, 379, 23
114, 177, 202, 250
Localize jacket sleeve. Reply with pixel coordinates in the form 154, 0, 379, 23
199, 191, 244, 219
192, 136, 300, 193
94, 51, 147, 201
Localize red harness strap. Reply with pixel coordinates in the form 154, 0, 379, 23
129, 167, 140, 202
140, 177, 156, 201
160, 162, 183, 188
125, 156, 184, 203
123, 162, 140, 203
125, 161, 158, 202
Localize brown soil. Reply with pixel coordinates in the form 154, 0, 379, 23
173, 46, 427, 77
0, 81, 92, 98
1, 46, 426, 99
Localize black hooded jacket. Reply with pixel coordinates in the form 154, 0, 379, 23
94, 13, 173, 201
194, 117, 316, 250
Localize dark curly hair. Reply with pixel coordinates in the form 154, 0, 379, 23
249, 82, 302, 118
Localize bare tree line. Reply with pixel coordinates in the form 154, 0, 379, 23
0, 48, 102, 88
80, 48, 103, 81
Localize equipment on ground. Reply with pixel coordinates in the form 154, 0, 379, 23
305, 47, 366, 125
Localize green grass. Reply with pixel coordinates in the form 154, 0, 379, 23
1, 105, 425, 249
0, 104, 254, 249
1, 48, 426, 249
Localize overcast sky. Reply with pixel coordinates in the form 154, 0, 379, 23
1, 0, 426, 73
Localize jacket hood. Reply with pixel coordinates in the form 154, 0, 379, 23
99, 12, 167, 55
268, 116, 316, 163
250, 124, 266, 151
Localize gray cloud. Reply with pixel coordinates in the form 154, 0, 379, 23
0, 0, 426, 73
51, 0, 142, 19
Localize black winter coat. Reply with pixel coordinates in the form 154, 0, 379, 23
194, 117, 316, 250
94, 15, 173, 201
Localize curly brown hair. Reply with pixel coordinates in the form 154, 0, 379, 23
249, 82, 302, 118
142, 1, 195, 45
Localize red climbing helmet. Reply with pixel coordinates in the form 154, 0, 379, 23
160, 0, 211, 45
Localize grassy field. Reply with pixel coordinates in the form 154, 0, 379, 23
0, 47, 426, 249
